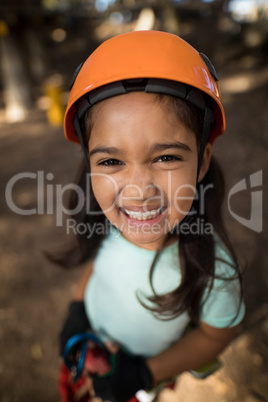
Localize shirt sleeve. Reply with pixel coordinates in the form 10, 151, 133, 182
200, 237, 245, 328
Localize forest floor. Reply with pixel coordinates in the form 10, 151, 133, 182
0, 16, 268, 402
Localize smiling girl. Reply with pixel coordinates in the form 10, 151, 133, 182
57, 31, 245, 402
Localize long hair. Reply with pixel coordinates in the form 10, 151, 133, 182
48, 95, 243, 323
137, 156, 243, 324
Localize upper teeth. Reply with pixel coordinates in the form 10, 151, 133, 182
123, 207, 162, 220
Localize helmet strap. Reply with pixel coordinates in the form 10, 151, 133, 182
178, 105, 213, 227
73, 114, 91, 172
197, 105, 213, 180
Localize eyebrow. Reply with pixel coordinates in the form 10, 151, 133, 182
151, 141, 192, 153
89, 141, 192, 158
89, 146, 121, 158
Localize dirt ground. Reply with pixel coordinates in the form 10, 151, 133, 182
0, 21, 268, 402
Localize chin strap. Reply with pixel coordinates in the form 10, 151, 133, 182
197, 105, 213, 180
74, 113, 91, 172
178, 105, 213, 227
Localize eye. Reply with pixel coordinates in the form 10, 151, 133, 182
98, 158, 124, 167
155, 155, 182, 163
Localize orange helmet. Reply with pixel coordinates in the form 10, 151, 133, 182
64, 30, 225, 147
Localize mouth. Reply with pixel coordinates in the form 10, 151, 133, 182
120, 206, 166, 221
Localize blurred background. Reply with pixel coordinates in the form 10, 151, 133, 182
0, 0, 268, 401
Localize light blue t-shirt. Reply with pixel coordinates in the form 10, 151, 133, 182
84, 228, 245, 358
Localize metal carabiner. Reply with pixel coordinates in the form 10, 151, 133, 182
63, 332, 104, 382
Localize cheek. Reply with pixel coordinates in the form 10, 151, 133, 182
172, 184, 196, 216
168, 170, 197, 216
91, 175, 119, 210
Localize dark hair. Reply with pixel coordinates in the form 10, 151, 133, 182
49, 94, 243, 323
138, 156, 243, 324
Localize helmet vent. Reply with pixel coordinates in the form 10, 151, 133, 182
123, 79, 148, 91
69, 62, 84, 90
199, 53, 218, 82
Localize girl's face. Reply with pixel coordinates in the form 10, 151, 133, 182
88, 92, 211, 250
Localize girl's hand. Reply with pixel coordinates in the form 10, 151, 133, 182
92, 349, 154, 402
105, 340, 119, 354
73, 375, 95, 401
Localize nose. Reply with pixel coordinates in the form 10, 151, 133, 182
119, 165, 159, 201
